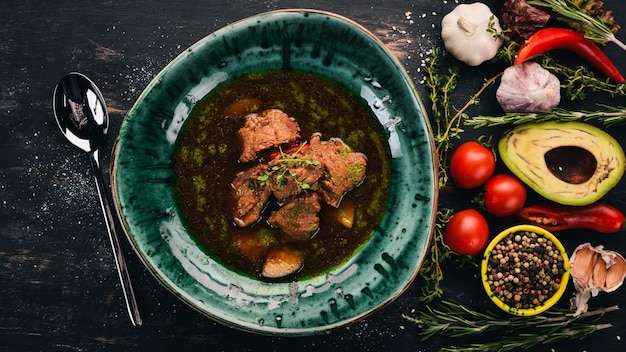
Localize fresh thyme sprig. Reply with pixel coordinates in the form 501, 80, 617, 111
420, 49, 499, 302
426, 49, 460, 187
417, 208, 475, 302
539, 55, 626, 99
528, 0, 626, 50
437, 71, 503, 146
466, 105, 626, 128
257, 145, 320, 190
403, 300, 619, 352
425, 49, 502, 187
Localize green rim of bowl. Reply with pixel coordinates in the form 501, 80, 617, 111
481, 224, 570, 316
111, 9, 438, 335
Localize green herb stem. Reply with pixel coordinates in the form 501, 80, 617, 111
466, 105, 626, 128
539, 55, 626, 99
418, 209, 454, 302
426, 49, 503, 187
403, 300, 619, 352
436, 71, 503, 152
425, 49, 461, 187
420, 48, 501, 302
528, 0, 626, 50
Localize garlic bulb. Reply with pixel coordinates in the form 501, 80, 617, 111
569, 243, 626, 316
496, 62, 561, 113
441, 3, 503, 66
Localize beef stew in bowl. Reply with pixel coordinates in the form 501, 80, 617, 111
173, 70, 390, 281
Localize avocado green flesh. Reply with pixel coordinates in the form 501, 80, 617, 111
498, 121, 625, 206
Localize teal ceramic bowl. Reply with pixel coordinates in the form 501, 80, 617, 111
111, 9, 437, 335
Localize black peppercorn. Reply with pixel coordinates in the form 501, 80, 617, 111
485, 231, 565, 310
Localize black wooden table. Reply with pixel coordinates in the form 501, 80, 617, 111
2, 0, 625, 351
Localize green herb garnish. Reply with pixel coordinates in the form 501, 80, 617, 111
257, 145, 320, 191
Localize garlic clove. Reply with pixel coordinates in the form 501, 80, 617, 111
569, 243, 598, 287
591, 254, 607, 294
604, 251, 626, 292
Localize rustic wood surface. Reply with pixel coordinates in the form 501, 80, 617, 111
1, 0, 625, 351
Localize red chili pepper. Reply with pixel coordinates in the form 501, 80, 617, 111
516, 202, 625, 233
270, 143, 310, 160
515, 28, 625, 83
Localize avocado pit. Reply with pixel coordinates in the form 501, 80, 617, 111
544, 146, 597, 185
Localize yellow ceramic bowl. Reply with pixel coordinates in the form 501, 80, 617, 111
481, 224, 570, 316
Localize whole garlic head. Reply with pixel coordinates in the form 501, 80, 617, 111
496, 62, 561, 113
569, 243, 626, 316
441, 3, 503, 66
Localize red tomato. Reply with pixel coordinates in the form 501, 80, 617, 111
483, 174, 527, 217
444, 209, 489, 256
449, 141, 496, 189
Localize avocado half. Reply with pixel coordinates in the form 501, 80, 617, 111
498, 121, 625, 206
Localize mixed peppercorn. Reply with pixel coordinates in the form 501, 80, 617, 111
486, 231, 566, 309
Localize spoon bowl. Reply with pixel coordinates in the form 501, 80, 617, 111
52, 72, 142, 327
53, 73, 108, 153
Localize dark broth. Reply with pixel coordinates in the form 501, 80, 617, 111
173, 69, 391, 280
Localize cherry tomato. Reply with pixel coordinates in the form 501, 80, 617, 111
449, 141, 496, 189
444, 209, 490, 256
483, 174, 527, 217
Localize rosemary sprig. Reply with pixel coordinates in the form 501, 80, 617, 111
466, 105, 626, 128
528, 0, 626, 50
437, 325, 611, 352
403, 300, 619, 352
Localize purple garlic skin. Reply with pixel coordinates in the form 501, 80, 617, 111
496, 62, 561, 113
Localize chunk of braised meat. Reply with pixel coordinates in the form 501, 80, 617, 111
309, 133, 367, 207
231, 164, 271, 227
237, 109, 300, 162
267, 151, 323, 202
268, 192, 321, 242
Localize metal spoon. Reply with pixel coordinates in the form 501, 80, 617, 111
52, 72, 142, 327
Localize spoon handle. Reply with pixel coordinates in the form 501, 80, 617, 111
90, 150, 143, 327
